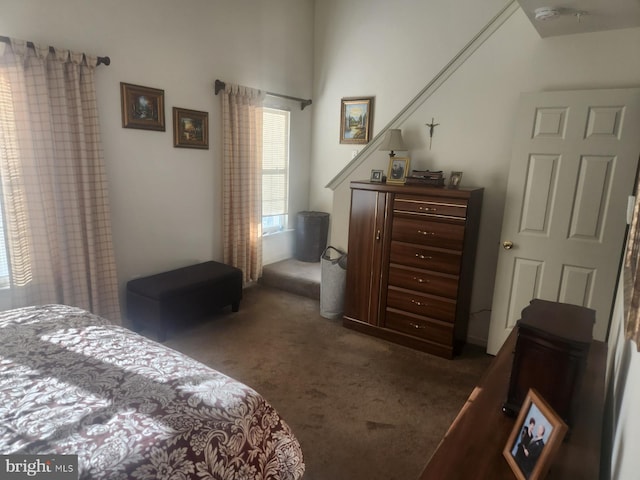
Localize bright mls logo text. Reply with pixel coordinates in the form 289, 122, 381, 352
1, 455, 77, 479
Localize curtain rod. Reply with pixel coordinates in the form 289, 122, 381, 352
214, 79, 311, 110
0, 36, 110, 66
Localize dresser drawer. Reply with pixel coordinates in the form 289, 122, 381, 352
388, 265, 458, 299
385, 308, 454, 345
394, 194, 467, 218
390, 242, 462, 275
387, 287, 456, 322
392, 216, 465, 249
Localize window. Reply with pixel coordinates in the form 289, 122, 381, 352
262, 107, 290, 235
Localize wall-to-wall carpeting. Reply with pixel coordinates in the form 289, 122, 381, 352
163, 284, 493, 480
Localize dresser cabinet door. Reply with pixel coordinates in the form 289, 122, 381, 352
343, 188, 388, 326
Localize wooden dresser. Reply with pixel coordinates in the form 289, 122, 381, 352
343, 181, 483, 358
419, 329, 606, 479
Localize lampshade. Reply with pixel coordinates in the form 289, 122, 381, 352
379, 129, 406, 156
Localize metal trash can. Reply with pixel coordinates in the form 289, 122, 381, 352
320, 246, 347, 319
295, 211, 330, 262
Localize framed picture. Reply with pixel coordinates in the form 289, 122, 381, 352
387, 157, 410, 185
173, 107, 209, 149
340, 97, 374, 144
449, 171, 463, 188
503, 389, 568, 480
120, 82, 165, 131
370, 169, 384, 183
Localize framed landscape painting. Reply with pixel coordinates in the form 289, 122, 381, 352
120, 82, 165, 131
340, 97, 373, 144
173, 107, 209, 149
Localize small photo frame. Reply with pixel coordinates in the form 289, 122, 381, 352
449, 171, 463, 188
370, 169, 384, 183
173, 107, 209, 149
503, 388, 568, 480
387, 157, 410, 185
120, 82, 165, 131
340, 97, 374, 144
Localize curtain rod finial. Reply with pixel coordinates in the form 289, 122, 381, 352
215, 79, 225, 95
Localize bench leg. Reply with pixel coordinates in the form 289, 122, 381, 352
156, 318, 168, 342
157, 328, 167, 342
232, 301, 240, 312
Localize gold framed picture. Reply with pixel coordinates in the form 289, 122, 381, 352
387, 157, 410, 185
120, 82, 165, 131
503, 388, 568, 480
173, 107, 209, 149
340, 97, 374, 144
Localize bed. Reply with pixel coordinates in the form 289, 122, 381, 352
0, 304, 305, 479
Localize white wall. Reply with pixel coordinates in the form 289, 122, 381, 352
0, 0, 314, 316
311, 0, 640, 345
605, 274, 640, 479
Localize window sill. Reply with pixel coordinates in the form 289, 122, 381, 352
262, 228, 294, 238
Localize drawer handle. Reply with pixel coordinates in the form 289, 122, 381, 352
417, 230, 436, 236
413, 277, 430, 283
415, 254, 432, 260
419, 206, 437, 212
409, 322, 426, 329
411, 299, 428, 307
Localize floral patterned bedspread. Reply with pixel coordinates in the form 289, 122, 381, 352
0, 304, 304, 479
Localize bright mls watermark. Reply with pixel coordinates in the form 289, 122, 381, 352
0, 455, 77, 479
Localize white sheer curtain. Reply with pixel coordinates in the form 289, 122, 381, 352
220, 83, 265, 284
0, 38, 120, 322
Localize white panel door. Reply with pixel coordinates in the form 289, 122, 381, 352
487, 88, 640, 355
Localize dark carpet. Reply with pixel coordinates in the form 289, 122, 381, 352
162, 284, 493, 480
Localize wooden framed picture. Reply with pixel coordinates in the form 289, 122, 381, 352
370, 169, 384, 183
503, 388, 568, 480
340, 97, 373, 144
120, 82, 165, 131
449, 171, 463, 188
173, 107, 209, 149
387, 157, 410, 185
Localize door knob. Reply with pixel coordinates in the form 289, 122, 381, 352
502, 241, 514, 250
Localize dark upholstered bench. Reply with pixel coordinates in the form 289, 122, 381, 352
126, 261, 243, 341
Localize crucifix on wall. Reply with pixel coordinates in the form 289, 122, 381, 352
425, 117, 439, 150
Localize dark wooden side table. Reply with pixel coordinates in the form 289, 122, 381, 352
419, 329, 606, 480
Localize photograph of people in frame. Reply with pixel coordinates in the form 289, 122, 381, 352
511, 408, 550, 478
387, 157, 409, 184
370, 169, 383, 183
503, 389, 568, 480
449, 171, 463, 188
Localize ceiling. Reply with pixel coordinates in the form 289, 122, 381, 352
517, 0, 640, 37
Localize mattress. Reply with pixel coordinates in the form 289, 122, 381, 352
0, 304, 304, 479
